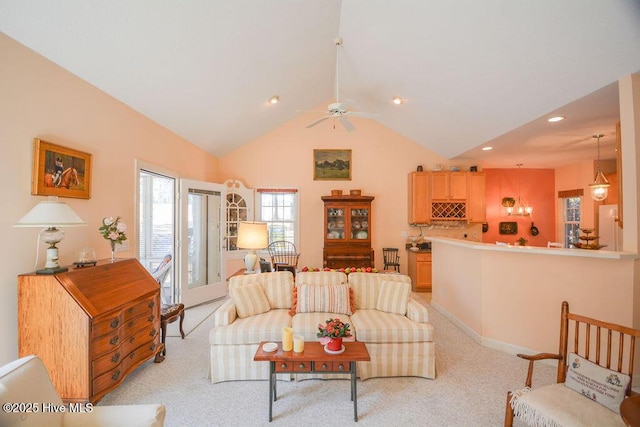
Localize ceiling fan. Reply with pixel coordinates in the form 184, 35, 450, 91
302, 37, 378, 132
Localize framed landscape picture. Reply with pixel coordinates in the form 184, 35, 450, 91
31, 138, 92, 199
313, 149, 352, 180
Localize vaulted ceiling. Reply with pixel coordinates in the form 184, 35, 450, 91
1, 1, 639, 168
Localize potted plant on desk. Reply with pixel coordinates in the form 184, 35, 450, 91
318, 318, 352, 352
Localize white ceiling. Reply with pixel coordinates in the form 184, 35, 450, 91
1, 1, 639, 168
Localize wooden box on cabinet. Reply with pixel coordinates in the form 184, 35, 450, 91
18, 258, 163, 404
407, 250, 432, 292
322, 194, 375, 268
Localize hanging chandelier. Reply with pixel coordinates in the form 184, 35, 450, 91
589, 134, 610, 201
505, 164, 533, 216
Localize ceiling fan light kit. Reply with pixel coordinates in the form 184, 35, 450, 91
302, 36, 378, 132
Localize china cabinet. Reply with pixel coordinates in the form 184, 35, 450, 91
322, 194, 374, 268
18, 259, 163, 403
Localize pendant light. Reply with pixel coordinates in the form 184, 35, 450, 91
589, 134, 610, 201
506, 164, 533, 216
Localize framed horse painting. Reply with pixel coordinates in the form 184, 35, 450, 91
31, 138, 92, 199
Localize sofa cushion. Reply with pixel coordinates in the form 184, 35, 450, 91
350, 309, 434, 343
296, 271, 347, 286
292, 312, 355, 342
296, 284, 352, 315
229, 271, 293, 309
564, 352, 630, 413
230, 282, 271, 318
376, 280, 411, 315
209, 309, 292, 345
348, 272, 412, 309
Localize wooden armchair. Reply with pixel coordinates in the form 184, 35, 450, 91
505, 301, 640, 427
267, 240, 300, 272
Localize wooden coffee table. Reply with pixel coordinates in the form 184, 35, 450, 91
254, 341, 370, 422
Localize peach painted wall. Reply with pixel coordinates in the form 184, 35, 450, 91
218, 110, 477, 270
484, 168, 555, 246
0, 33, 220, 365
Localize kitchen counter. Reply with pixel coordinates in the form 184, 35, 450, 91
428, 236, 639, 360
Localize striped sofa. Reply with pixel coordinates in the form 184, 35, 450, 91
208, 271, 435, 383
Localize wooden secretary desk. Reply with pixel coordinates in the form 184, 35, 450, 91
18, 258, 164, 403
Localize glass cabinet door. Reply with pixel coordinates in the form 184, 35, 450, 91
226, 193, 247, 250
326, 207, 345, 240
350, 207, 369, 240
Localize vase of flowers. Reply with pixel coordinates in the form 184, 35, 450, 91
317, 318, 351, 352
99, 216, 127, 262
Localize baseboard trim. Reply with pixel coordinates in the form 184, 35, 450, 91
430, 302, 559, 369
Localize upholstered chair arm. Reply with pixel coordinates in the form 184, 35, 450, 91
516, 352, 562, 388
406, 298, 429, 323
63, 404, 166, 427
213, 299, 237, 326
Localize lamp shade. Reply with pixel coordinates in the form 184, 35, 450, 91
14, 196, 86, 228
237, 222, 268, 250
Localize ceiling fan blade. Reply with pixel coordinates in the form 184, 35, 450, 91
306, 116, 331, 128
339, 116, 355, 132
347, 111, 380, 119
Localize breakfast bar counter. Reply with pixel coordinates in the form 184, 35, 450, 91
427, 237, 640, 359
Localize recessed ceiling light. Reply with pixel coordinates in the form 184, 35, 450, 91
392, 97, 404, 105
482, 146, 493, 151
547, 116, 565, 123
268, 95, 279, 104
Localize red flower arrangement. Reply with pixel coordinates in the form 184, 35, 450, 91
317, 318, 351, 346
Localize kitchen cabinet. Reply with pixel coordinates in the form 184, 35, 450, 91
408, 172, 431, 224
467, 172, 486, 223
322, 194, 375, 268
18, 259, 163, 403
407, 171, 486, 223
407, 250, 432, 291
431, 171, 467, 200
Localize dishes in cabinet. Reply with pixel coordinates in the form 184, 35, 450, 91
352, 221, 361, 229
355, 230, 368, 239
327, 231, 342, 239
360, 220, 368, 228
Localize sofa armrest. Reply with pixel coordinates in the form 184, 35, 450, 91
406, 298, 429, 323
213, 299, 237, 326
63, 404, 166, 427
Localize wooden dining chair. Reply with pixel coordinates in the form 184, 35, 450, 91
382, 247, 400, 272
151, 255, 185, 357
267, 241, 300, 272
505, 301, 640, 426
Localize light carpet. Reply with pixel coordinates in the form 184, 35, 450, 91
100, 294, 556, 426
165, 299, 227, 338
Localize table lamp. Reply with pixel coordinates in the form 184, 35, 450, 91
14, 196, 86, 274
237, 221, 268, 274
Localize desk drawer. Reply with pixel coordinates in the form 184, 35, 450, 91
316, 361, 350, 372
275, 361, 312, 372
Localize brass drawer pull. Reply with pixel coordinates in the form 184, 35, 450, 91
148, 301, 155, 309
298, 363, 305, 369
321, 363, 328, 370
111, 352, 121, 363
150, 342, 157, 351
128, 321, 134, 328
127, 307, 134, 314
281, 363, 287, 369
148, 315, 155, 322
338, 364, 344, 371
150, 328, 157, 337
110, 318, 120, 329
109, 336, 119, 345
111, 370, 121, 381
129, 336, 135, 344
129, 351, 136, 359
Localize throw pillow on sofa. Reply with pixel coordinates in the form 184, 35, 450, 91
376, 280, 411, 315
296, 284, 352, 315
230, 282, 271, 318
